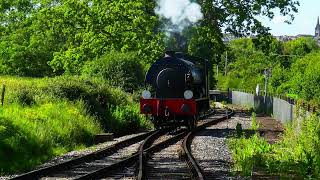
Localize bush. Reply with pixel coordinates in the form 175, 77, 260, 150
228, 134, 272, 176
82, 51, 145, 92
228, 114, 320, 178
0, 76, 151, 175
15, 88, 35, 106
106, 104, 151, 135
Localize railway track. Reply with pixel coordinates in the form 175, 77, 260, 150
182, 109, 234, 180
12, 132, 154, 180
12, 109, 233, 180
138, 109, 234, 180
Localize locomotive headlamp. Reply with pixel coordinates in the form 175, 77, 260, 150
142, 90, 151, 99
184, 90, 193, 100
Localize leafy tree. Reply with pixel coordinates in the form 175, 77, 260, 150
198, 0, 299, 36
48, 0, 164, 73
187, 0, 299, 66
286, 52, 320, 101
82, 51, 145, 92
284, 37, 319, 57
0, 0, 164, 76
269, 64, 290, 94
188, 26, 225, 63
252, 35, 283, 55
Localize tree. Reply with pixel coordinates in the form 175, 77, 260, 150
45, 0, 165, 73
197, 0, 299, 36
284, 37, 319, 57
0, 0, 165, 76
286, 52, 320, 101
181, 0, 299, 72
252, 35, 283, 55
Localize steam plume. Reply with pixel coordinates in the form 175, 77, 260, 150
155, 0, 203, 32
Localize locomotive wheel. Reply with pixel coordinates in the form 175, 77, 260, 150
193, 115, 198, 129
154, 122, 160, 130
153, 117, 161, 130
187, 115, 197, 131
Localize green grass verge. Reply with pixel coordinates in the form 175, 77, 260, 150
228, 113, 320, 178
0, 101, 101, 173
0, 76, 151, 175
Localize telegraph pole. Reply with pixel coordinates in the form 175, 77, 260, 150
264, 68, 271, 103
224, 51, 228, 76
216, 65, 219, 78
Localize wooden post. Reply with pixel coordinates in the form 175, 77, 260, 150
1, 84, 5, 106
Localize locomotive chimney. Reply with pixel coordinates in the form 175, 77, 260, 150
165, 51, 176, 58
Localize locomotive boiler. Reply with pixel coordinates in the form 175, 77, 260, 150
140, 51, 210, 130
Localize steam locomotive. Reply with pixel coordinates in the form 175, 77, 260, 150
140, 51, 210, 130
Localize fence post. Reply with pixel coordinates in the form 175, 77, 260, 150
1, 84, 5, 106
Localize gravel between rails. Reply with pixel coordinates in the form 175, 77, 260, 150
102, 129, 187, 179
1, 132, 147, 180
101, 164, 137, 180
191, 112, 252, 179
41, 141, 143, 179
147, 140, 191, 180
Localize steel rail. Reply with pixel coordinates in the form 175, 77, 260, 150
137, 128, 186, 180
182, 109, 234, 180
75, 130, 187, 180
11, 131, 155, 180
136, 108, 217, 180
137, 130, 162, 180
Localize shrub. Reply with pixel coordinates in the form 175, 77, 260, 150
0, 76, 151, 175
228, 134, 272, 175
82, 51, 145, 92
15, 88, 35, 106
228, 114, 320, 178
105, 104, 148, 135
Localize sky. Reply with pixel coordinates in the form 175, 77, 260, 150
259, 0, 320, 36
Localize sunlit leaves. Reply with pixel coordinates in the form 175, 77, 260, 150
198, 0, 299, 36
0, 0, 164, 75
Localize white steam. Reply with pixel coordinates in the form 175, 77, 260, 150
155, 0, 203, 31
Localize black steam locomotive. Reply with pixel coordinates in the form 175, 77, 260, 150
140, 51, 210, 130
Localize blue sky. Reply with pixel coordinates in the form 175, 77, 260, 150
259, 0, 319, 36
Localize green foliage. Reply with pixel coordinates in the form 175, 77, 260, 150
0, 0, 164, 76
269, 64, 290, 94
16, 88, 35, 106
218, 38, 267, 90
106, 104, 151, 134
188, 26, 225, 62
252, 35, 284, 55
0, 0, 301, 79
284, 37, 319, 57
229, 115, 320, 178
251, 112, 259, 131
199, 0, 299, 36
217, 75, 241, 90
0, 76, 151, 175
0, 101, 101, 174
286, 52, 320, 101
218, 37, 320, 104
228, 134, 272, 175
82, 51, 145, 92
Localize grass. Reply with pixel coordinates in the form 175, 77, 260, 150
228, 113, 320, 178
0, 101, 101, 173
0, 75, 151, 175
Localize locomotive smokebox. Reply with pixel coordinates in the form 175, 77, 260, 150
145, 51, 208, 99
